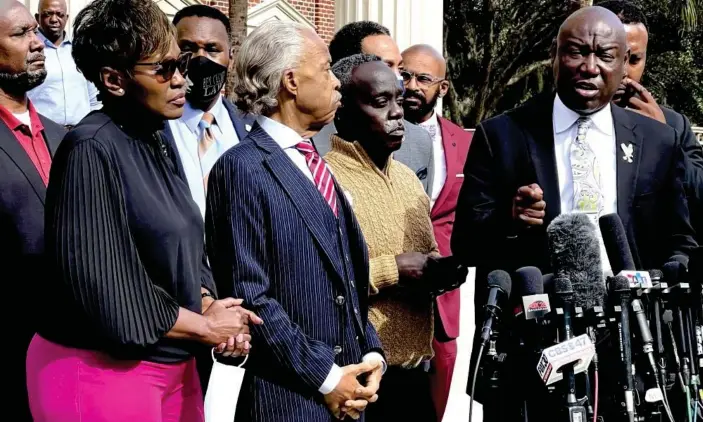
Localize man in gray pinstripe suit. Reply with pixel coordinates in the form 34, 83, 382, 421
206, 21, 386, 422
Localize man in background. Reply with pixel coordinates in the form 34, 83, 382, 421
166, 5, 252, 218
326, 53, 439, 421
0, 2, 66, 419
313, 21, 434, 193
598, 0, 703, 242
401, 43, 472, 421
27, 0, 100, 128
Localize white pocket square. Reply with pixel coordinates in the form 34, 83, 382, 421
456, 174, 465, 178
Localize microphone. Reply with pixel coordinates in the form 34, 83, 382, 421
480, 270, 512, 347
599, 213, 654, 288
649, 269, 670, 397
610, 275, 637, 422
514, 266, 551, 321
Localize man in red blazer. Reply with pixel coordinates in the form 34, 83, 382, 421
401, 44, 472, 421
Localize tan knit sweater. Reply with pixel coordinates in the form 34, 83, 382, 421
325, 135, 439, 368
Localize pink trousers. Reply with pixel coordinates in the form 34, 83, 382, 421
26, 335, 204, 422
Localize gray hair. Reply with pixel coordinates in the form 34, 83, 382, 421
233, 21, 307, 115
331, 53, 381, 97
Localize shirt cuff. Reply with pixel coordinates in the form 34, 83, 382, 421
318, 364, 343, 395
363, 352, 387, 374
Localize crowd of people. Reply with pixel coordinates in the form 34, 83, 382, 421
0, 0, 700, 421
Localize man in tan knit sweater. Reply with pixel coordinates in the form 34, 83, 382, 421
325, 53, 440, 421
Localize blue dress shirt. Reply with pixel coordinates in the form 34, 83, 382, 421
28, 31, 101, 126
168, 95, 240, 218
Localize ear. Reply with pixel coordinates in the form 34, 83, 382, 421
281, 68, 299, 98
438, 79, 449, 98
100, 67, 128, 97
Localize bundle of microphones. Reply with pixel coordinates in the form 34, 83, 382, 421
471, 213, 703, 422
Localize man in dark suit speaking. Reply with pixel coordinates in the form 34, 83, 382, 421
206, 21, 385, 422
0, 2, 66, 420
451, 5, 697, 420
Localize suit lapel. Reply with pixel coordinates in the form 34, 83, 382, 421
0, 122, 47, 203
612, 106, 641, 228
431, 118, 459, 216
223, 99, 251, 141
253, 126, 345, 281
38, 115, 63, 156
520, 95, 561, 221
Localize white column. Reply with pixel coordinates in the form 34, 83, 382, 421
335, 0, 443, 56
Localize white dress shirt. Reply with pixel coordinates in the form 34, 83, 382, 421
553, 94, 616, 274
419, 112, 446, 208
257, 115, 386, 393
168, 95, 240, 218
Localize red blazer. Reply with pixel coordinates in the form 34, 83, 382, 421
432, 116, 472, 340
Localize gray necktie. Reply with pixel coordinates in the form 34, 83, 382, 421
570, 117, 603, 214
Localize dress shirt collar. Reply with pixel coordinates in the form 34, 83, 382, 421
37, 30, 71, 48
418, 111, 439, 130
256, 115, 304, 149
182, 95, 226, 134
553, 93, 613, 136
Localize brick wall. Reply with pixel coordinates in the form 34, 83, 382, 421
206, 0, 335, 43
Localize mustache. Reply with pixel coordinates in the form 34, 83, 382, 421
404, 90, 426, 102
27, 53, 45, 63
383, 120, 404, 133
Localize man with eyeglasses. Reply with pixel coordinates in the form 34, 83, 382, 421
27, 0, 100, 129
401, 43, 473, 421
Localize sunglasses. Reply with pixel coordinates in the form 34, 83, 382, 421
134, 52, 191, 82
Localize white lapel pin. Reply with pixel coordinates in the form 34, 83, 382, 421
620, 143, 634, 163
245, 124, 252, 132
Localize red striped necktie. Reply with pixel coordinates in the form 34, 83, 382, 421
295, 140, 338, 217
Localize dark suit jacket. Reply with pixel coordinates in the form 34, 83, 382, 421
313, 119, 434, 194
661, 106, 703, 243
0, 112, 65, 419
223, 97, 255, 141
451, 94, 696, 307
205, 123, 383, 422
431, 117, 472, 340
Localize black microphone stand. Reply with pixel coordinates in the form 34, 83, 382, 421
611, 277, 637, 422
556, 282, 588, 422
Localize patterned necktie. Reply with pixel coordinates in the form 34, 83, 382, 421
295, 140, 338, 217
198, 112, 216, 190
570, 117, 603, 215
424, 123, 438, 141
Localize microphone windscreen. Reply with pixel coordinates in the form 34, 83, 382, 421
487, 270, 512, 296
609, 275, 630, 292
547, 213, 604, 309
554, 277, 573, 295
543, 273, 554, 295
662, 260, 686, 285
649, 269, 663, 280
514, 267, 544, 295
599, 213, 636, 273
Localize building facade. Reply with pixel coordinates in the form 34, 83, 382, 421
21, 0, 442, 54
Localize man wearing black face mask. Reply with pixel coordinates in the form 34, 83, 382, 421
166, 5, 253, 219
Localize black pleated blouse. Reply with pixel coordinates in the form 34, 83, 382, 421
39, 110, 215, 363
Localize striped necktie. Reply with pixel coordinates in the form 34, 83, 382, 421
198, 112, 216, 191
295, 140, 338, 217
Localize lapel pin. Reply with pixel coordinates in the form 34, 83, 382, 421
245, 124, 252, 132
620, 143, 634, 163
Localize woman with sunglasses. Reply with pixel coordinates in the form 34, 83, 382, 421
25, 1, 260, 421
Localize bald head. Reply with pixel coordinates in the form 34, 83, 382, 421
400, 44, 448, 124
553, 6, 629, 114
36, 0, 68, 44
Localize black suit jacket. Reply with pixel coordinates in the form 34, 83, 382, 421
661, 106, 703, 243
451, 94, 696, 300
0, 112, 65, 419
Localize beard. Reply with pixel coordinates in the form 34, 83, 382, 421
403, 90, 438, 122
0, 56, 47, 94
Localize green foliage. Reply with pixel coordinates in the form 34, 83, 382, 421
444, 0, 703, 127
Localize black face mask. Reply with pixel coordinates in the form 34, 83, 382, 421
186, 55, 227, 104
